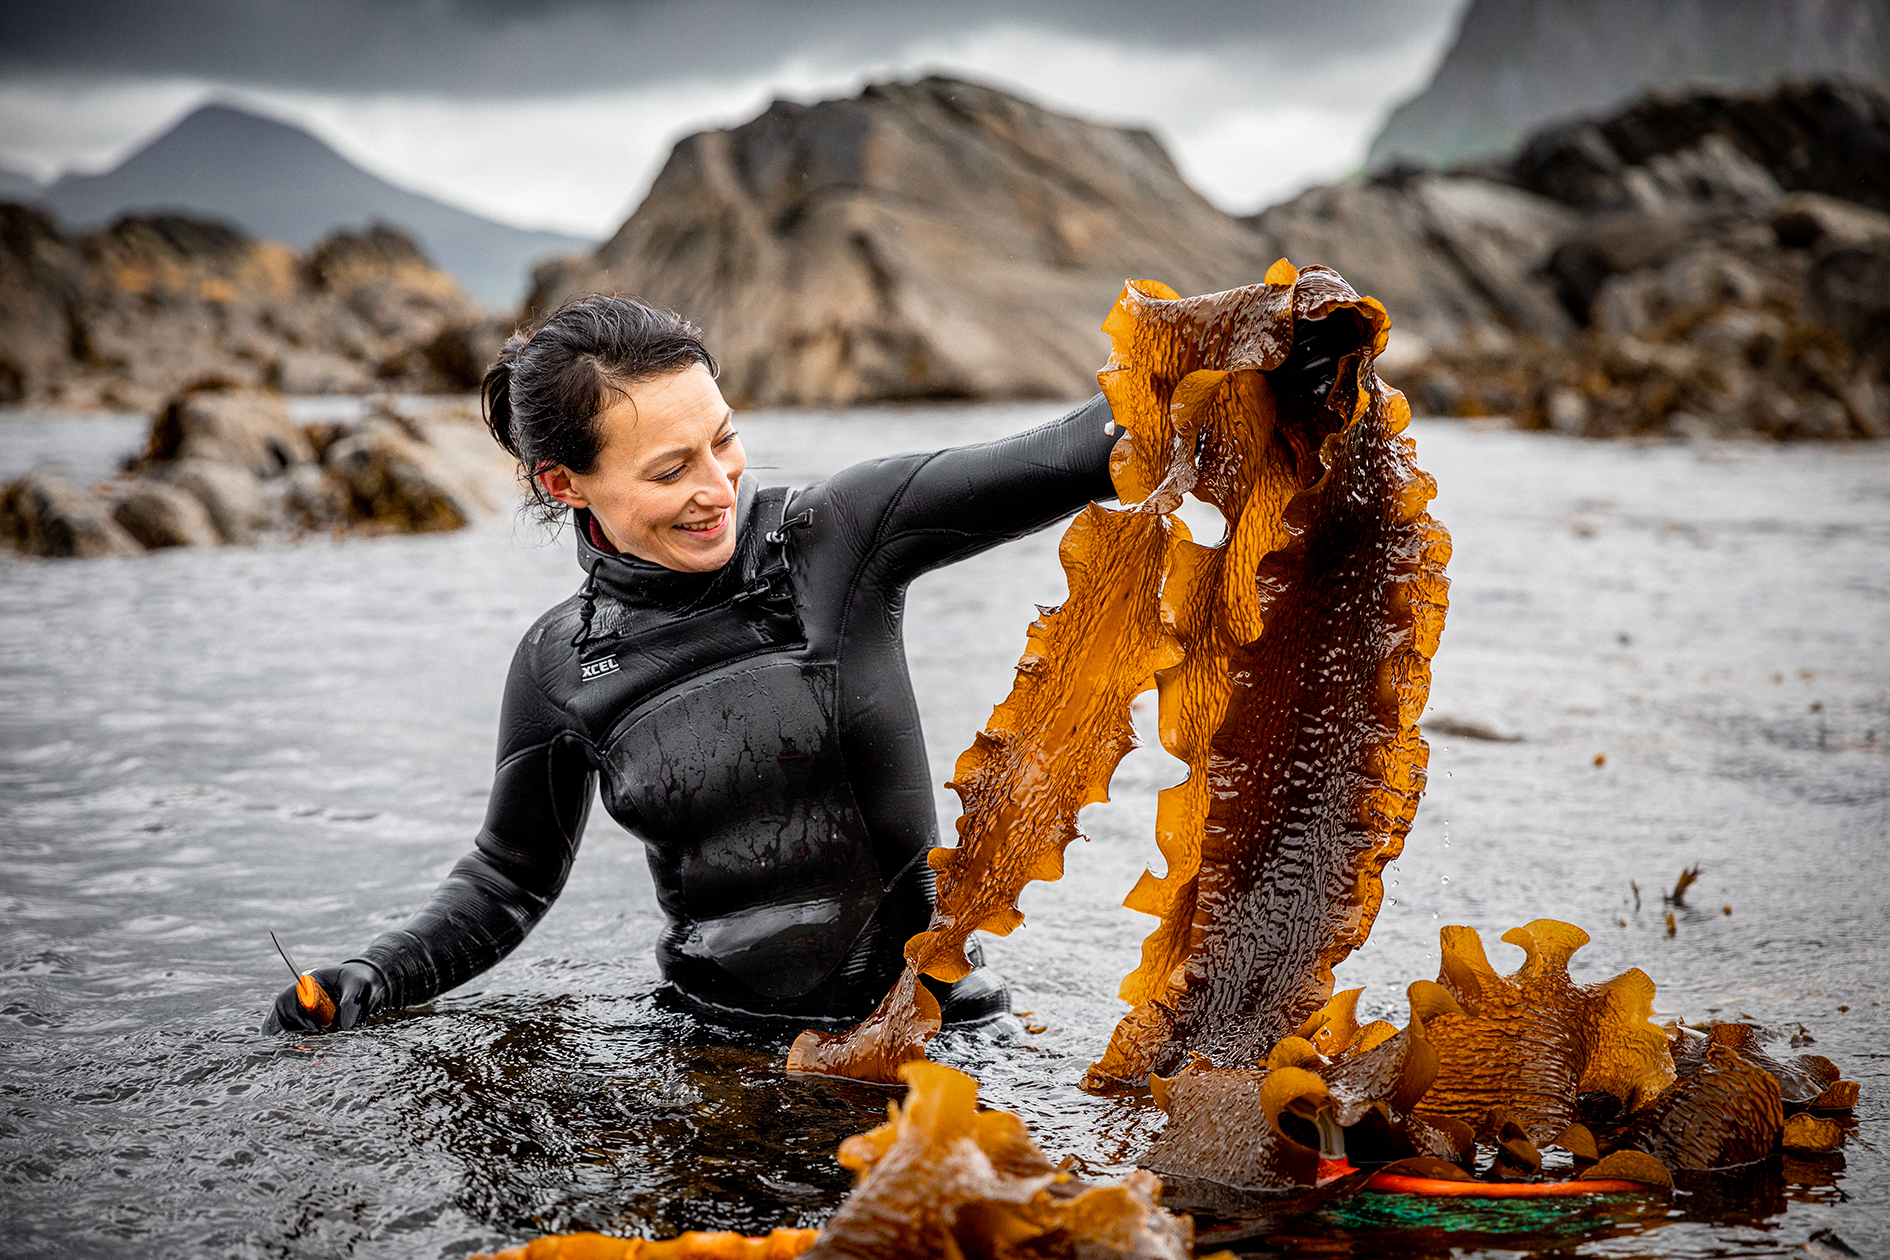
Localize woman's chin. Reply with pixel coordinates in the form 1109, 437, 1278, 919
664, 526, 737, 572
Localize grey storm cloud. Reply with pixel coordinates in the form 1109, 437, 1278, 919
0, 0, 1463, 96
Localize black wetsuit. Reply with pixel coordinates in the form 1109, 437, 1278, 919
337, 395, 1120, 1025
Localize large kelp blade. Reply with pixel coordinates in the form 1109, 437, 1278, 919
1095, 272, 1450, 1085
788, 501, 1173, 1080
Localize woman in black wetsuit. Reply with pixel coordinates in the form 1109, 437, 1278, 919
265, 295, 1120, 1035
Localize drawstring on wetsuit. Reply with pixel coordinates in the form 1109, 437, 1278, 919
571, 558, 601, 648
766, 508, 813, 545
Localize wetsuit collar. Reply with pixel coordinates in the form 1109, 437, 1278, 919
573, 476, 759, 610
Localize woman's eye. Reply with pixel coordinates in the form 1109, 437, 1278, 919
715, 430, 738, 449
654, 465, 686, 483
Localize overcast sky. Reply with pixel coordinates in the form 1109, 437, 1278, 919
0, 0, 1471, 238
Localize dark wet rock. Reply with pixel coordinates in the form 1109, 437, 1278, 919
163, 458, 272, 545
111, 480, 221, 549
280, 463, 350, 530
324, 417, 483, 532
1384, 81, 1890, 441
420, 315, 515, 392
1510, 80, 1890, 215
0, 474, 141, 558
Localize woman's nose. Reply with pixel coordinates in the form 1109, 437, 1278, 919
692, 460, 736, 506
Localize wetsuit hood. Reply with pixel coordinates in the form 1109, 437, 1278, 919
573, 475, 759, 610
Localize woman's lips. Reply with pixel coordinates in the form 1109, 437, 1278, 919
675, 509, 728, 539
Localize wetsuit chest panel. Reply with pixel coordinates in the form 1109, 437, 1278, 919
602, 656, 882, 1002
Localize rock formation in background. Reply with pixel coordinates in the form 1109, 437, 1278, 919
529, 76, 1273, 406
1398, 81, 1890, 439
1255, 80, 1890, 440
1368, 0, 1890, 172
0, 387, 520, 559
0, 208, 512, 410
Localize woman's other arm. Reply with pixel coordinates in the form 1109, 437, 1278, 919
263, 635, 595, 1032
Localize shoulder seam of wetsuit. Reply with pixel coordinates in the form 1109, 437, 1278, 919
833, 450, 939, 647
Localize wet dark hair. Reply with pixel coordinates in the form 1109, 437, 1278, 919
481, 294, 719, 521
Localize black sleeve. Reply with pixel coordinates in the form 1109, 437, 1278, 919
820, 392, 1120, 584
354, 635, 595, 1011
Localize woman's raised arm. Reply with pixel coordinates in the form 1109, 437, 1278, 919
812, 392, 1121, 586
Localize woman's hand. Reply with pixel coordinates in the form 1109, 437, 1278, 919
261, 960, 386, 1034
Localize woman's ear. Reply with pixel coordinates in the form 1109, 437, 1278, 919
538, 466, 590, 510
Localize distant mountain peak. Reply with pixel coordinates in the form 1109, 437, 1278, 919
36, 101, 592, 307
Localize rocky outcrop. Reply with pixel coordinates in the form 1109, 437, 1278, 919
0, 476, 140, 558
1367, 0, 1889, 172
1, 387, 521, 559
0, 208, 511, 410
1377, 81, 1890, 439
529, 75, 1274, 406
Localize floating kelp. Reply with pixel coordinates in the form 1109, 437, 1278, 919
1414, 921, 1674, 1144
1132, 920, 1861, 1196
804, 1063, 1191, 1260
790, 260, 1451, 1089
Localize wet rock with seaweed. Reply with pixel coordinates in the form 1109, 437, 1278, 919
0, 385, 521, 558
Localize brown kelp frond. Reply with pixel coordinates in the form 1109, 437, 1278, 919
804, 1063, 1192, 1260
1143, 982, 1470, 1191
1416, 920, 1675, 1144
1088, 265, 1448, 1090
798, 260, 1446, 1089
1671, 1022, 1850, 1113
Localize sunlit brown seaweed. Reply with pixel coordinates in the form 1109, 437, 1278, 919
1414, 920, 1674, 1144
1144, 982, 1469, 1190
792, 259, 1448, 1088
1096, 283, 1443, 1088
1091, 267, 1450, 1088
803, 1062, 1191, 1260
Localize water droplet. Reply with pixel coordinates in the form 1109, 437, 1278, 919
1445, 771, 1452, 778
1388, 897, 1398, 906
1440, 876, 1450, 884
1432, 912, 1440, 919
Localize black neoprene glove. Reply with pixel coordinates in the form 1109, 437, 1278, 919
261, 959, 387, 1034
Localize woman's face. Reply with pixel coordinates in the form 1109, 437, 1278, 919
540, 364, 747, 572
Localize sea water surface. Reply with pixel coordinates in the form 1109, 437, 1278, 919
2, 405, 1886, 1258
